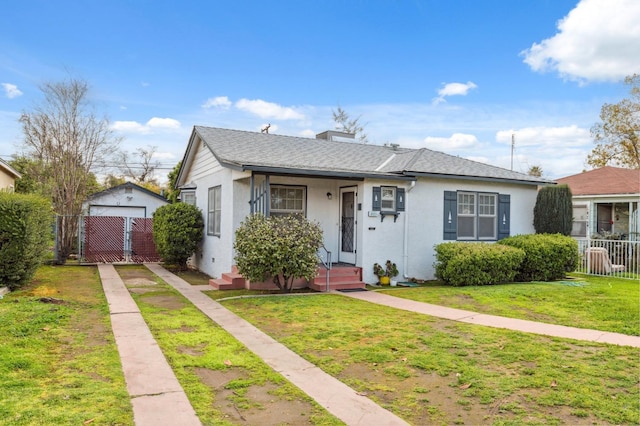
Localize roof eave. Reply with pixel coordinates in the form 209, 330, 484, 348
241, 164, 415, 181
404, 171, 552, 186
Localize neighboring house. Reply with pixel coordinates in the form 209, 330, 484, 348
0, 158, 21, 192
83, 182, 168, 218
556, 166, 640, 241
176, 126, 549, 286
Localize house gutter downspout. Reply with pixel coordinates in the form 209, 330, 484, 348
403, 180, 416, 279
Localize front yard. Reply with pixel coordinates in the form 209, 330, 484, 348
1, 266, 638, 425
218, 290, 638, 425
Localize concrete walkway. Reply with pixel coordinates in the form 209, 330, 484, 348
145, 263, 409, 426
98, 264, 201, 426
341, 290, 640, 348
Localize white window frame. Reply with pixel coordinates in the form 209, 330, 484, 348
457, 192, 497, 241
270, 185, 306, 216
381, 186, 396, 213
180, 191, 196, 206
207, 186, 221, 236
477, 193, 497, 240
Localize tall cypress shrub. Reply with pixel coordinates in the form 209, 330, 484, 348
0, 192, 53, 290
533, 185, 573, 235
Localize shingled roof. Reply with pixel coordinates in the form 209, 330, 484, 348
186, 126, 548, 185
556, 166, 640, 196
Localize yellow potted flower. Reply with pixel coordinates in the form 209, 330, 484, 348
373, 260, 398, 285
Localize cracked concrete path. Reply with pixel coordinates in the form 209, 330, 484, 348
145, 263, 409, 426
98, 264, 201, 426
341, 290, 640, 348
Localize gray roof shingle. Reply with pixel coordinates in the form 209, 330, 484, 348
194, 126, 548, 184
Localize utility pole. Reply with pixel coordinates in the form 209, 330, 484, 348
511, 133, 515, 171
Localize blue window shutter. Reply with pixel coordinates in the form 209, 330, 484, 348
396, 188, 405, 212
498, 194, 510, 240
372, 187, 381, 211
443, 191, 457, 240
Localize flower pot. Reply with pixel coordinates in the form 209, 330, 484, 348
379, 276, 390, 285
390, 280, 397, 287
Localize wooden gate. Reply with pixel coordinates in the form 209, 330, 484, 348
81, 216, 160, 263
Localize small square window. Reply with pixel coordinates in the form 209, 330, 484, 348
381, 186, 396, 212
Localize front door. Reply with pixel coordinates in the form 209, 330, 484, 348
339, 187, 357, 264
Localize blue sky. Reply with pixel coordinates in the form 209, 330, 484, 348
1, 0, 639, 181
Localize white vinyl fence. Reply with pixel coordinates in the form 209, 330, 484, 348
575, 239, 640, 279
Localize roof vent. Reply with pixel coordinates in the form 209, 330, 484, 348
315, 130, 355, 141
384, 142, 400, 150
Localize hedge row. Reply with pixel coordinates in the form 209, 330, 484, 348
435, 242, 525, 286
0, 192, 53, 290
434, 234, 578, 286
499, 234, 579, 281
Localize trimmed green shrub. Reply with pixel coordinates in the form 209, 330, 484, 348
434, 242, 525, 286
533, 185, 573, 235
498, 233, 578, 281
234, 214, 323, 293
0, 192, 53, 290
152, 202, 204, 269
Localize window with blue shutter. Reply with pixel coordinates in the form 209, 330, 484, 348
497, 194, 511, 240
443, 191, 457, 240
372, 187, 381, 211
372, 186, 405, 222
444, 191, 510, 241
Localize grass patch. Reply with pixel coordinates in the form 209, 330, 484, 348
116, 265, 341, 425
0, 265, 132, 425
218, 293, 639, 425
379, 274, 639, 335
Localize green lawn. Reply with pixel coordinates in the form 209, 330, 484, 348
0, 266, 132, 425
377, 274, 639, 335
218, 292, 639, 425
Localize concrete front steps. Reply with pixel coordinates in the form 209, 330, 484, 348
210, 265, 365, 292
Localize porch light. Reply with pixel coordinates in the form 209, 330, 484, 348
326, 192, 333, 200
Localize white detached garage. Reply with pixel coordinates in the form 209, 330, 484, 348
81, 182, 169, 263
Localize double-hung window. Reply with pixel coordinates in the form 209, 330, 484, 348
208, 186, 221, 236
444, 191, 506, 241
270, 185, 306, 216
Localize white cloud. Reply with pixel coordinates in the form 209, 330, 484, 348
494, 125, 592, 178
299, 129, 316, 138
112, 120, 149, 134
423, 133, 480, 150
235, 98, 305, 120
432, 81, 478, 105
202, 96, 232, 109
2, 83, 23, 99
112, 117, 181, 134
147, 117, 181, 129
521, 0, 640, 82
496, 125, 591, 148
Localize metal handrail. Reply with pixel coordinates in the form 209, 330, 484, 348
319, 245, 332, 292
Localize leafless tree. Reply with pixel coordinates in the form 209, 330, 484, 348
20, 77, 120, 263
332, 106, 368, 143
117, 145, 161, 184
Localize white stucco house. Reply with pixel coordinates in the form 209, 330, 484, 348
175, 126, 549, 289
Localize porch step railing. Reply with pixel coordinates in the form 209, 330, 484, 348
318, 245, 332, 292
